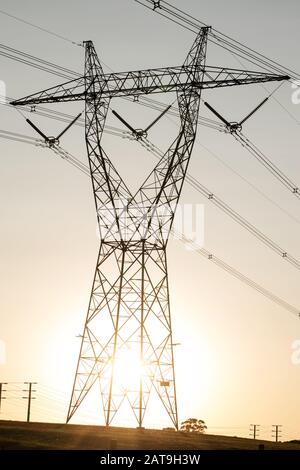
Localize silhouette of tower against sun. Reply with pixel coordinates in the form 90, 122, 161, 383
12, 26, 288, 428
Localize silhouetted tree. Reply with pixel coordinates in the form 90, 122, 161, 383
180, 418, 207, 433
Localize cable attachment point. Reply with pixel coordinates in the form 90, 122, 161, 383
152, 1, 161, 10
25, 112, 82, 148
73, 41, 84, 48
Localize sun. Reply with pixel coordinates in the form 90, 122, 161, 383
113, 346, 144, 393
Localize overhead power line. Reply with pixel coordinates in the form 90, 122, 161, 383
142, 137, 300, 272
134, 0, 299, 81
234, 132, 300, 198
0, 9, 82, 47
202, 98, 300, 200
196, 140, 300, 227
0, 43, 80, 80
184, 241, 300, 318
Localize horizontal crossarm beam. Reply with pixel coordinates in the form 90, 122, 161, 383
202, 66, 289, 89
11, 67, 289, 106
92, 66, 289, 98
10, 76, 86, 106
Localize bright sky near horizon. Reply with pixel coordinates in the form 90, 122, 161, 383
1, 0, 300, 441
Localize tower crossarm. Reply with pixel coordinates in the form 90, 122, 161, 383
11, 76, 86, 106
92, 66, 288, 98
10, 68, 289, 107
201, 66, 289, 89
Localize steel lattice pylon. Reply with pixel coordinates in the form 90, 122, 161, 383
12, 26, 288, 428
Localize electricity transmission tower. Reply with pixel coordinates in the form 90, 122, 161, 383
12, 26, 288, 428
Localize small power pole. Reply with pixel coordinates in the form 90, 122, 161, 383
249, 424, 260, 439
23, 382, 37, 422
272, 424, 282, 442
0, 382, 7, 411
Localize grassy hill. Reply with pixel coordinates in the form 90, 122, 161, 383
1, 420, 300, 450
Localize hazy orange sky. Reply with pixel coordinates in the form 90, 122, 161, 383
1, 0, 300, 441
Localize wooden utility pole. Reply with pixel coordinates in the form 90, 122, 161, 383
272, 424, 282, 443
250, 424, 260, 439
0, 382, 7, 411
23, 382, 37, 422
